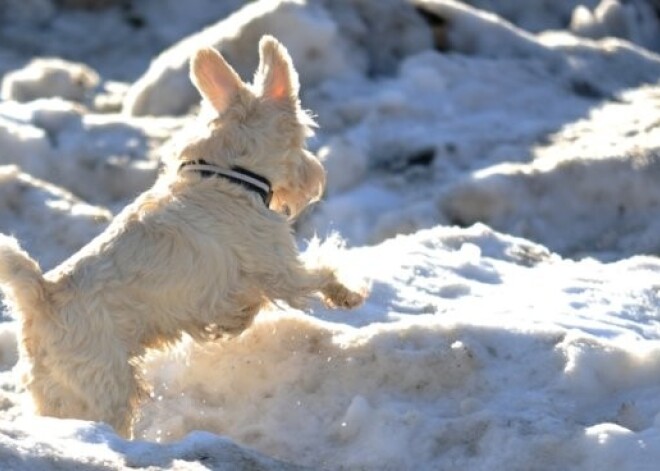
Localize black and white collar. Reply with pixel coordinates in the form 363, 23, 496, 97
179, 159, 273, 207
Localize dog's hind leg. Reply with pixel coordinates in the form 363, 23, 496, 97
41, 349, 146, 438
29, 373, 85, 420
79, 362, 146, 438
28, 357, 141, 437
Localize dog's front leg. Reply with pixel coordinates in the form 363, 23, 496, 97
262, 262, 364, 310
318, 275, 365, 309
299, 267, 366, 310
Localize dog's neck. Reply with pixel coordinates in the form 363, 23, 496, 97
178, 159, 273, 207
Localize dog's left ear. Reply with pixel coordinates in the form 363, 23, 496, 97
256, 35, 300, 104
190, 47, 243, 114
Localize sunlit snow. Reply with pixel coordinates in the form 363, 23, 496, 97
0, 0, 658, 470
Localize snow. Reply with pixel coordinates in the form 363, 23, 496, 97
1, 58, 99, 104
0, 0, 659, 469
0, 165, 110, 271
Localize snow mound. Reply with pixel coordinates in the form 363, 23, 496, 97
454, 0, 597, 32
123, 0, 348, 116
298, 1, 660, 254
1, 58, 99, 104
1, 225, 656, 469
443, 0, 660, 53
570, 0, 660, 52
415, 0, 557, 60
124, 0, 431, 116
0, 99, 179, 205
442, 87, 660, 259
416, 0, 660, 95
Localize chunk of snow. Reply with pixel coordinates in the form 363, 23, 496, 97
1, 58, 99, 103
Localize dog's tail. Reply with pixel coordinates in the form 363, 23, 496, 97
0, 234, 48, 317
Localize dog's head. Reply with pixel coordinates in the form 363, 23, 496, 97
186, 36, 325, 219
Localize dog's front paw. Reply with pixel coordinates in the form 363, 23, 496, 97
323, 281, 365, 309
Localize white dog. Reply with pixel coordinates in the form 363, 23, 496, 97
0, 36, 364, 438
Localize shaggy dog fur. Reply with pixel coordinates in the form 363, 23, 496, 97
0, 36, 365, 438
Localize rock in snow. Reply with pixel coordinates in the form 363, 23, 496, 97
0, 0, 659, 470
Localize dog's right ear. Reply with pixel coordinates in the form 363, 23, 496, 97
190, 47, 242, 114
256, 35, 299, 105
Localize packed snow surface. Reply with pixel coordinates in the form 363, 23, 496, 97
0, 0, 659, 470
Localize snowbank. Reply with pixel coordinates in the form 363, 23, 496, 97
123, 0, 431, 116
0, 0, 243, 81
569, 0, 660, 52
299, 1, 660, 255
1, 225, 660, 470
415, 0, 660, 95
95, 226, 660, 469
123, 0, 351, 116
0, 99, 179, 206
452, 0, 660, 53
442, 86, 660, 259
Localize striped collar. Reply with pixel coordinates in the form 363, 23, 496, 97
179, 159, 272, 206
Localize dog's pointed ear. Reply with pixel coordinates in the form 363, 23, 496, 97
190, 47, 242, 114
256, 35, 299, 103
